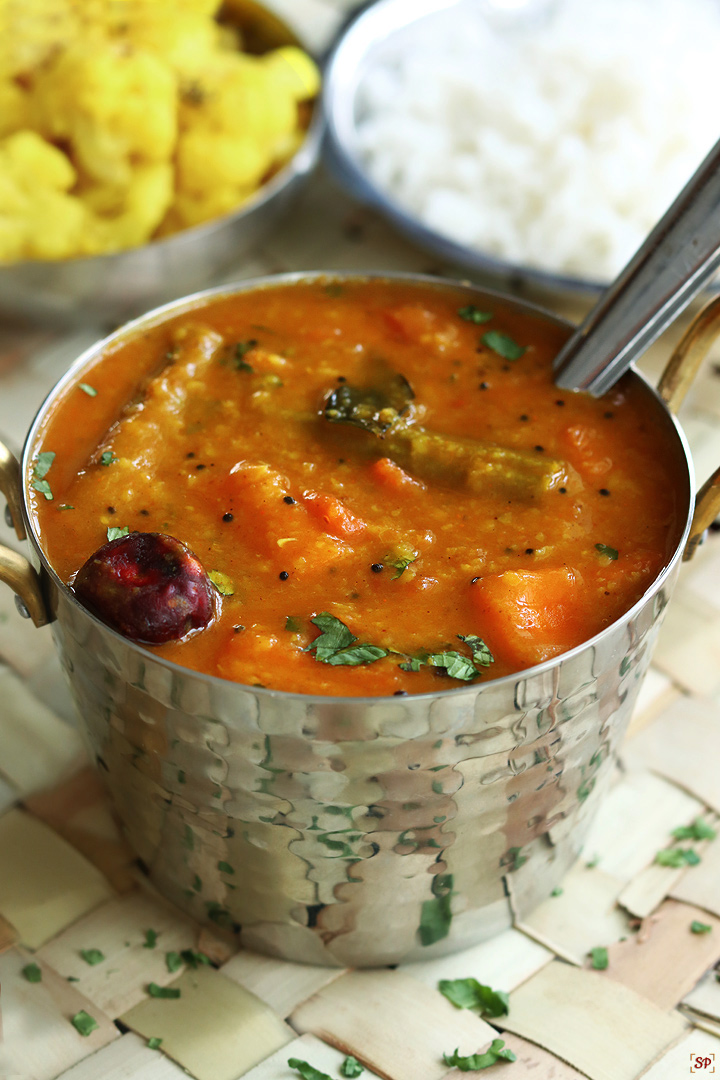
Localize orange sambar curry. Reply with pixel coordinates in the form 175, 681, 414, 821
31, 279, 685, 695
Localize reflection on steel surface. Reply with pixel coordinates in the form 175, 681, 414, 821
52, 577, 673, 967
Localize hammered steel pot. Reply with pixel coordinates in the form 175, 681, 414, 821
2, 273, 720, 968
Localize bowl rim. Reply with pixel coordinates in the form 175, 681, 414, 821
22, 269, 695, 705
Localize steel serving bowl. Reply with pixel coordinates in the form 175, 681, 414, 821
323, 0, 719, 301
0, 0, 323, 328
1, 271, 718, 968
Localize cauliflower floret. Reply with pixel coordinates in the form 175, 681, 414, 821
0, 80, 31, 137
0, 131, 89, 261
33, 41, 177, 186
83, 162, 174, 253
163, 185, 252, 231
0, 0, 80, 79
261, 46, 321, 102
125, 11, 223, 76
178, 53, 297, 156
177, 129, 269, 194
3, 129, 76, 191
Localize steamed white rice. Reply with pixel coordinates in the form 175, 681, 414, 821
355, 0, 720, 281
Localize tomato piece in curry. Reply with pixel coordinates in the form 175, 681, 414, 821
31, 279, 685, 695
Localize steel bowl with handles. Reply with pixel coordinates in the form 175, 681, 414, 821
0, 0, 323, 328
2, 272, 719, 968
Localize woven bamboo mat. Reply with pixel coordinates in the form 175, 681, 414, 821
3, 1, 720, 1066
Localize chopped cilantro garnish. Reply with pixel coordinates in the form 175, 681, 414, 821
34, 451, 55, 480
71, 1010, 99, 1036
595, 543, 618, 560
32, 451, 55, 500
458, 305, 493, 324
147, 982, 180, 998
100, 451, 117, 466
143, 929, 158, 949
387, 552, 417, 579
443, 1040, 517, 1070
324, 283, 344, 297
148, 1037, 163, 1050
166, 951, 183, 973
233, 339, 258, 371
218, 860, 234, 875
457, 634, 494, 667
481, 330, 526, 360
655, 847, 701, 868
691, 920, 712, 934
285, 615, 302, 632
326, 644, 389, 666
288, 1058, 334, 1080
341, 1057, 364, 1078
305, 615, 493, 680
181, 948, 211, 968
672, 819, 717, 841
107, 525, 129, 542
305, 612, 356, 660
208, 570, 234, 596
438, 978, 509, 1017
589, 946, 609, 970
192, 874, 202, 892
58, 504, 74, 510
22, 962, 42, 982
80, 948, 105, 966
79, 383, 97, 397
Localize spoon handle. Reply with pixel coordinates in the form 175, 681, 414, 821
554, 136, 720, 395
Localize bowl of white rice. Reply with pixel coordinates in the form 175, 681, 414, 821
324, 0, 720, 293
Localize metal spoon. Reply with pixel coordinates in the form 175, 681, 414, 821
554, 136, 720, 395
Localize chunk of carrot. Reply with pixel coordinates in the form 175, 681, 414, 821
562, 425, 613, 479
470, 567, 589, 669
303, 491, 367, 538
369, 456, 424, 491
383, 305, 460, 352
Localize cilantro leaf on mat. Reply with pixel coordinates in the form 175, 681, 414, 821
439, 977, 509, 1017
443, 1040, 517, 1070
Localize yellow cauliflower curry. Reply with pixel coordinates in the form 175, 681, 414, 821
0, 0, 320, 261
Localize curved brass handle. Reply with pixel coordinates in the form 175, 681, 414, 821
657, 296, 720, 559
0, 439, 50, 626
0, 439, 26, 542
0, 544, 50, 627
